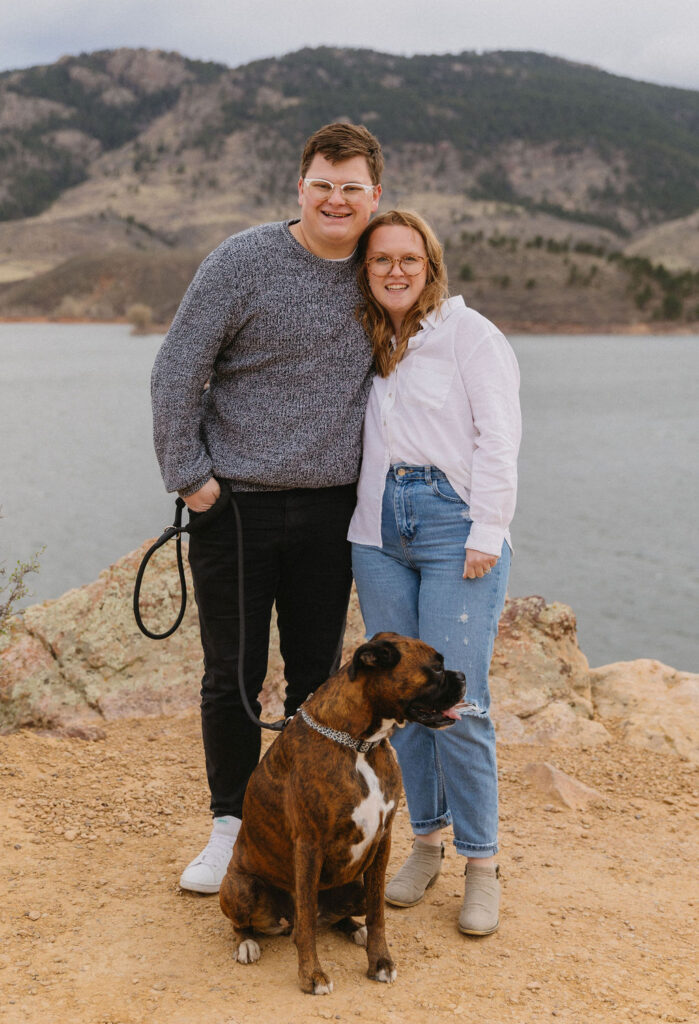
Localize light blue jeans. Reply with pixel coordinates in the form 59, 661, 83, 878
352, 465, 510, 858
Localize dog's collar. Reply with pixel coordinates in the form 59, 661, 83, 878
299, 707, 379, 754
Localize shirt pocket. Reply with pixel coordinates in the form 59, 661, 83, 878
404, 356, 454, 410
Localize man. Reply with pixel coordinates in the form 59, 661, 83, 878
151, 123, 383, 893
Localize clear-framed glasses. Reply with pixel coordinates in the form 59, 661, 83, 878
303, 178, 377, 203
366, 254, 428, 277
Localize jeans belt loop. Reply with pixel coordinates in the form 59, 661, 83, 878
425, 465, 432, 485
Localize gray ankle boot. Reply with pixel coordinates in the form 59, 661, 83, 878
384, 840, 445, 908
458, 863, 500, 935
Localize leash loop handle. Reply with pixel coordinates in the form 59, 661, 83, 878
133, 482, 285, 731
133, 499, 188, 640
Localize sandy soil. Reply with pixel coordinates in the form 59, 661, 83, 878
1, 714, 696, 1024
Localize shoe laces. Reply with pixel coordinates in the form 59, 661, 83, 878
196, 832, 235, 869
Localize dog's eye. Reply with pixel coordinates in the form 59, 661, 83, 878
424, 666, 444, 685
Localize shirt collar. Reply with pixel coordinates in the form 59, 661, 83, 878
407, 295, 466, 349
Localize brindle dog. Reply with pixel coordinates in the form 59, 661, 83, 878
219, 632, 465, 994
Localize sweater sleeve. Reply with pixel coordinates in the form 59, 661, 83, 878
151, 243, 244, 494
458, 327, 521, 555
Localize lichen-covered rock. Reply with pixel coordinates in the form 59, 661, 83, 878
2, 541, 204, 731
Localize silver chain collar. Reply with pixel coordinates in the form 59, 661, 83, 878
299, 707, 378, 753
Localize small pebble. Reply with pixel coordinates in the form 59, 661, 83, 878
26, 910, 41, 921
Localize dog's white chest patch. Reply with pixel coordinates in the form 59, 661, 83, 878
350, 754, 395, 865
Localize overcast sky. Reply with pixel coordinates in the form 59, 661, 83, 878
2, 0, 698, 91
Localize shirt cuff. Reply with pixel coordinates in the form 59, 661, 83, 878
465, 523, 506, 557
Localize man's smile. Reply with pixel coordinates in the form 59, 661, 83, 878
295, 152, 381, 258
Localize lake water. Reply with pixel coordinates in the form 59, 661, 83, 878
1, 323, 697, 671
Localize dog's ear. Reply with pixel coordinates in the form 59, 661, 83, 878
348, 637, 401, 680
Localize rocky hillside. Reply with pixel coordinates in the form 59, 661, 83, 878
0, 46, 698, 328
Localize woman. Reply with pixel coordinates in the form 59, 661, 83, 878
348, 210, 521, 935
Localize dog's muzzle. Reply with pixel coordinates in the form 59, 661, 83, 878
406, 667, 466, 728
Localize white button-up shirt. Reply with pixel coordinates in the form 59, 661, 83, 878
348, 295, 521, 556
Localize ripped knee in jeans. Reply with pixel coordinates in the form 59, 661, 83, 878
457, 700, 488, 719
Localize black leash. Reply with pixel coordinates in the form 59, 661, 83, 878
133, 480, 285, 732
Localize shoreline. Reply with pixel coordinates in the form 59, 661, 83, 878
1, 315, 697, 336
0, 315, 170, 334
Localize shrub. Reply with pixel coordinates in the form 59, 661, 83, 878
660, 294, 683, 320
0, 542, 43, 637
127, 303, 154, 334
634, 285, 652, 309
54, 295, 85, 318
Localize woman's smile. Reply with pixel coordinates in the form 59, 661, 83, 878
365, 224, 429, 332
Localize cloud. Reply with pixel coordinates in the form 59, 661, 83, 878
2, 0, 698, 89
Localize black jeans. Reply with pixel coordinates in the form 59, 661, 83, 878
187, 484, 356, 818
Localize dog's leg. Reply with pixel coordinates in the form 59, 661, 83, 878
320, 881, 368, 947
220, 870, 262, 964
364, 831, 397, 983
221, 870, 288, 962
293, 839, 332, 995
232, 925, 261, 964
332, 916, 368, 947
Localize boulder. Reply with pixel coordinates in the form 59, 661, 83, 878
1, 541, 203, 731
489, 596, 610, 746
590, 659, 699, 763
523, 762, 604, 810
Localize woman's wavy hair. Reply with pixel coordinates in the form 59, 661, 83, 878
357, 209, 448, 378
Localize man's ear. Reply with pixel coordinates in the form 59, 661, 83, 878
348, 637, 401, 680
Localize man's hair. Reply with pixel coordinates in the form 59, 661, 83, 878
300, 123, 384, 184
356, 209, 449, 378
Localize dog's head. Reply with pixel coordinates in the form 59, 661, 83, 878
348, 632, 466, 730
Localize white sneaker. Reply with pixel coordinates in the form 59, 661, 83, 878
179, 816, 240, 894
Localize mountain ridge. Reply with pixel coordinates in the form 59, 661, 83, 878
1, 46, 697, 328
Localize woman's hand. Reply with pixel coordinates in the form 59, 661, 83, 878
182, 477, 221, 512
463, 549, 499, 579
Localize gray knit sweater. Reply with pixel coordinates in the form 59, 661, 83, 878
151, 221, 374, 495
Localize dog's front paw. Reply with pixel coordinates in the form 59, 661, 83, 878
352, 924, 368, 947
300, 969, 334, 995
370, 958, 397, 984
235, 939, 261, 964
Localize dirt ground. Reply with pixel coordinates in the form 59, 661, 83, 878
1, 713, 696, 1024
